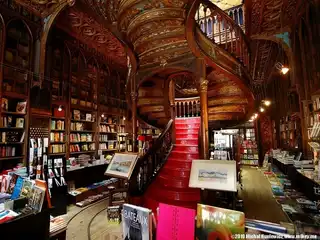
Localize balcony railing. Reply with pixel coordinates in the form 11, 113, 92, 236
175, 97, 200, 118
195, 2, 249, 67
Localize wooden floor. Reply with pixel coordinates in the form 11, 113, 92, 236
239, 166, 288, 223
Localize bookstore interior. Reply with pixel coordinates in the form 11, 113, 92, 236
0, 0, 320, 239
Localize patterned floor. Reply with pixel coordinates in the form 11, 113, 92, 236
66, 199, 121, 240
65, 167, 288, 239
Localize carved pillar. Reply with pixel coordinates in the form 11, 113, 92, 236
131, 92, 138, 152
197, 58, 209, 159
169, 78, 176, 143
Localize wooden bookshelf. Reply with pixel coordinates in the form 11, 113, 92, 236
238, 127, 259, 166
279, 114, 302, 151
0, 18, 32, 171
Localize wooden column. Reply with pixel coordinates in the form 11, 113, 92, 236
169, 78, 176, 143
197, 58, 209, 159
131, 91, 138, 152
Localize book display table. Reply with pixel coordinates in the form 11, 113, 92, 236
272, 157, 293, 175
0, 209, 50, 239
288, 166, 320, 201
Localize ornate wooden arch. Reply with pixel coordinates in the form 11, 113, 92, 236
39, 2, 74, 82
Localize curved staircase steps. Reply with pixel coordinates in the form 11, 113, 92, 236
144, 117, 201, 211
176, 139, 198, 145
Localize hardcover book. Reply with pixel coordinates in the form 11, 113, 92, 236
10, 176, 24, 200
156, 203, 195, 240
20, 179, 34, 198
29, 185, 45, 213
196, 204, 245, 240
107, 206, 121, 223
122, 203, 152, 240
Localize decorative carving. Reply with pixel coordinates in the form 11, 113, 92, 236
208, 97, 248, 106
13, 0, 75, 18
208, 105, 245, 114
56, 7, 127, 66
199, 78, 208, 93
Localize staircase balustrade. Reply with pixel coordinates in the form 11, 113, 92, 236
129, 119, 173, 196
175, 97, 200, 118
195, 1, 250, 68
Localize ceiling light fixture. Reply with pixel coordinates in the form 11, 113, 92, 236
275, 62, 289, 75
263, 100, 271, 106
281, 66, 289, 75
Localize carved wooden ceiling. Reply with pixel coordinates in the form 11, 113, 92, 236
247, 0, 304, 87
55, 5, 127, 67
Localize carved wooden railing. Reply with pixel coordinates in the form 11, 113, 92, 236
175, 97, 200, 118
195, 0, 250, 68
129, 119, 173, 196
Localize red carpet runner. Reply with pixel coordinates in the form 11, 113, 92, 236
144, 117, 201, 215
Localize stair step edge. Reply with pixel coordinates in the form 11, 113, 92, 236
174, 144, 198, 147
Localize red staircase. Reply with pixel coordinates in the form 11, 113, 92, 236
144, 117, 201, 215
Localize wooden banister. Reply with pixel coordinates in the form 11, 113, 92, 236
129, 119, 173, 196
175, 97, 200, 118
194, 1, 250, 69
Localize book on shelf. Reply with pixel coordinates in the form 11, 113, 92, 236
157, 203, 195, 240
16, 101, 27, 113
196, 204, 245, 240
122, 204, 153, 240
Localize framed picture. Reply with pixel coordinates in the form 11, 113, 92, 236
105, 153, 139, 179
189, 160, 237, 192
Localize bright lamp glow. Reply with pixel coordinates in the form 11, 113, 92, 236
101, 114, 105, 118
281, 67, 289, 75
58, 105, 62, 112
254, 113, 258, 118
260, 107, 265, 112
123, 116, 126, 120
264, 100, 271, 106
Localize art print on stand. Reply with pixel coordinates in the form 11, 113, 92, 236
105, 153, 138, 179
189, 160, 237, 192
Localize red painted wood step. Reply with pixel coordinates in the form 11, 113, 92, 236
166, 158, 193, 168
170, 151, 199, 159
175, 117, 200, 124
173, 145, 198, 152
175, 129, 199, 135
147, 187, 200, 202
176, 139, 198, 145
176, 134, 198, 140
175, 123, 200, 129
157, 174, 190, 188
160, 166, 191, 178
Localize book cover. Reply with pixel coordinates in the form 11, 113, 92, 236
245, 219, 288, 235
107, 206, 121, 223
35, 179, 52, 208
10, 176, 24, 200
29, 185, 45, 213
122, 203, 152, 240
196, 204, 245, 240
1, 98, 8, 111
20, 179, 34, 198
16, 101, 27, 113
7, 174, 18, 194
156, 203, 195, 240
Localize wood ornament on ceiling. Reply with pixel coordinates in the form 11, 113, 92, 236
13, 0, 75, 18
56, 7, 127, 67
